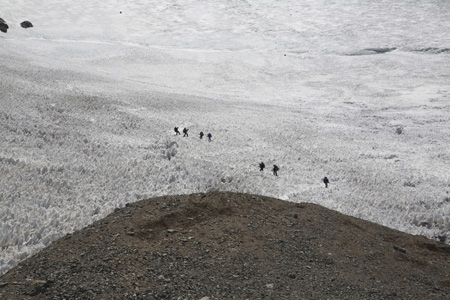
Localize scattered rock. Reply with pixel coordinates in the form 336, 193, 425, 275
419, 221, 431, 228
437, 235, 447, 244
393, 245, 406, 254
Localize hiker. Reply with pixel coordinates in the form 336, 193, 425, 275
199, 131, 204, 139
183, 128, 189, 137
174, 127, 180, 135
323, 176, 329, 188
273, 165, 279, 176
259, 162, 265, 171
207, 133, 212, 141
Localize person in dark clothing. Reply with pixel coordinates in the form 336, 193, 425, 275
273, 165, 279, 176
259, 162, 265, 171
174, 127, 180, 135
207, 133, 212, 141
199, 132, 204, 139
323, 176, 329, 188
183, 128, 189, 137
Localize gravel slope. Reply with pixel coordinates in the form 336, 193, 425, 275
1, 192, 449, 299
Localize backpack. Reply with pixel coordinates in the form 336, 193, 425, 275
274, 165, 279, 171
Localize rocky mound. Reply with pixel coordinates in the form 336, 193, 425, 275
0, 192, 449, 299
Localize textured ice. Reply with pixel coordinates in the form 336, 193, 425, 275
1, 0, 449, 275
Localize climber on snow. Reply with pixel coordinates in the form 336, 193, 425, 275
259, 162, 265, 171
323, 176, 329, 188
273, 165, 279, 176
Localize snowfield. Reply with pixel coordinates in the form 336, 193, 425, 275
1, 0, 449, 275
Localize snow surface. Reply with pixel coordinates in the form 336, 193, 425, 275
1, 0, 449, 275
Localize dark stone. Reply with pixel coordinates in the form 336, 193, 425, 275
0, 22, 8, 33
25, 280, 49, 296
393, 245, 406, 254
20, 21, 33, 28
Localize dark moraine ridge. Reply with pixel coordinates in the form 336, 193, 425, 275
0, 192, 449, 300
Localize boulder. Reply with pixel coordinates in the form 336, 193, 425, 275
0, 18, 8, 33
20, 21, 33, 28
